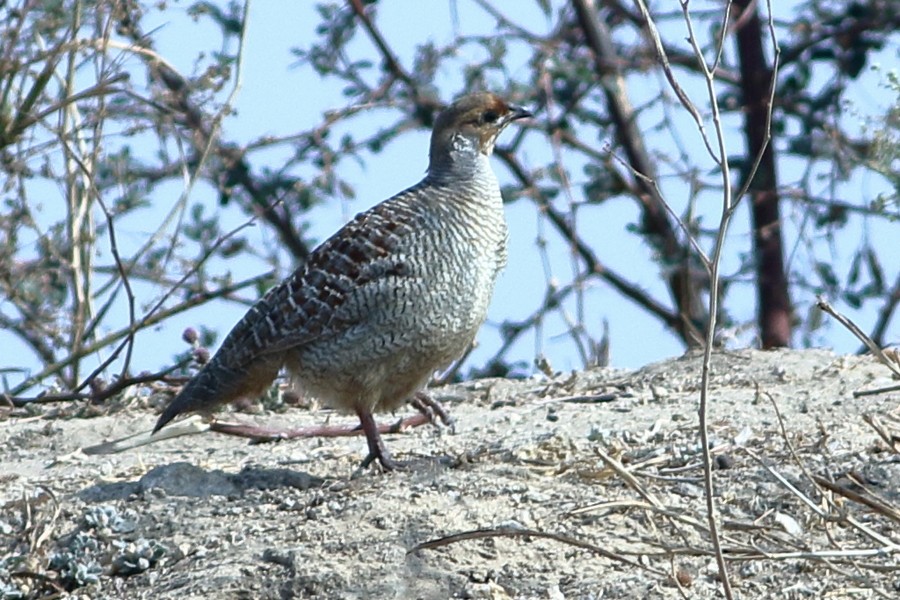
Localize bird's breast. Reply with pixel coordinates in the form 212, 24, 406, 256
286, 172, 509, 412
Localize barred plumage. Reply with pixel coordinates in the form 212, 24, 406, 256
154, 92, 531, 470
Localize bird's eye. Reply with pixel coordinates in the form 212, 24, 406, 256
481, 110, 499, 124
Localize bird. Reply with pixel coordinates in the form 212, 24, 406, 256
153, 92, 531, 471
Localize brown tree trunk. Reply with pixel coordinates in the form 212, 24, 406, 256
733, 0, 792, 348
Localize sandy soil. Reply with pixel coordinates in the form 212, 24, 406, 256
2, 348, 899, 599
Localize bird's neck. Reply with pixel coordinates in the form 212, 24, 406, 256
427, 132, 494, 184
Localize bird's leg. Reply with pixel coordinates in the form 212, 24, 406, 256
355, 406, 403, 472
410, 391, 455, 431
207, 407, 439, 444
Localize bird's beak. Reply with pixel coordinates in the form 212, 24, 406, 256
507, 104, 533, 122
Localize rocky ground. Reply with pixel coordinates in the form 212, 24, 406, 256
2, 348, 899, 599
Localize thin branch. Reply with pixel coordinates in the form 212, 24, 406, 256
111, 3, 311, 261
867, 272, 900, 351
409, 527, 669, 577
570, 0, 700, 342
8, 258, 266, 397
633, 0, 719, 162
0, 312, 58, 368
812, 475, 900, 525
347, 0, 415, 89
5, 360, 190, 408
677, 0, 743, 596
497, 150, 682, 331
817, 296, 900, 378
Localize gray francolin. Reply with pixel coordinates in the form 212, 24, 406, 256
153, 92, 531, 470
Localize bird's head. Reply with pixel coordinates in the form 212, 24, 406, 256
429, 92, 531, 171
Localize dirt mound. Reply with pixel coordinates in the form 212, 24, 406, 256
2, 349, 899, 598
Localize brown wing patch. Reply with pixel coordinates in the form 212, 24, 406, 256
214, 189, 425, 363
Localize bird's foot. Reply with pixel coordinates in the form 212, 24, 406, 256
410, 391, 455, 433
355, 446, 406, 474
353, 448, 452, 478
352, 406, 451, 476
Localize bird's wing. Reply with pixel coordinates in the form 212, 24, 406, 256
214, 190, 425, 367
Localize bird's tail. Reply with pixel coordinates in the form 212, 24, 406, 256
153, 355, 281, 434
